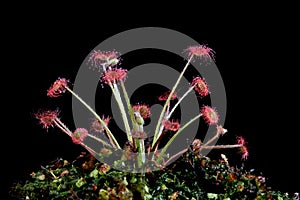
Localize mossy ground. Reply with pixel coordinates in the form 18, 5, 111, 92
9, 150, 296, 200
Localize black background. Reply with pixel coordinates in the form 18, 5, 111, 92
2, 8, 299, 198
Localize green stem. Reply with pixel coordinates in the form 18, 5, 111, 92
135, 125, 145, 168
120, 80, 148, 169
87, 134, 112, 148
152, 56, 194, 147
54, 114, 114, 147
54, 119, 72, 137
120, 81, 145, 169
163, 148, 188, 167
201, 129, 220, 148
109, 83, 133, 143
157, 113, 202, 163
65, 86, 121, 149
53, 118, 98, 156
120, 80, 138, 132
166, 85, 195, 119
153, 86, 195, 148
80, 143, 98, 156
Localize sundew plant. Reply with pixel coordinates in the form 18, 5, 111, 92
9, 44, 299, 199
35, 45, 248, 172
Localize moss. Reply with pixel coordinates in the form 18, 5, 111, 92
9, 151, 297, 200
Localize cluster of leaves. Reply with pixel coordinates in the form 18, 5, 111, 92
10, 150, 297, 200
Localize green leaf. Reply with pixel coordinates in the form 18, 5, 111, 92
99, 189, 109, 200
75, 178, 86, 188
207, 193, 218, 199
89, 169, 99, 179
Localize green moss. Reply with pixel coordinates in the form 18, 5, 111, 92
9, 151, 297, 200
